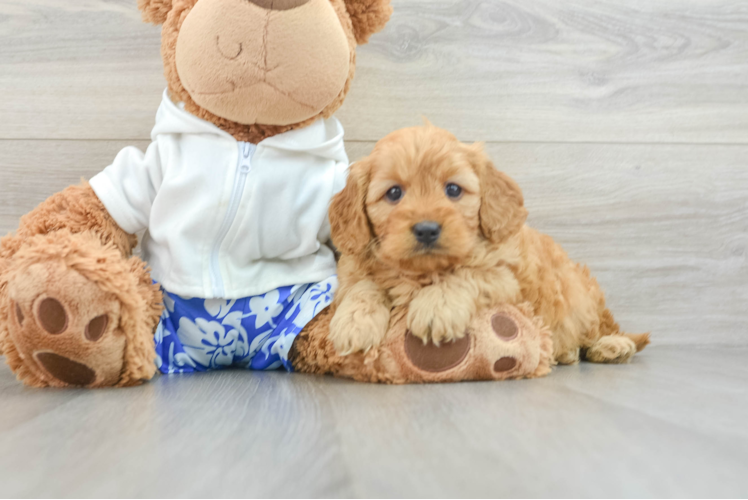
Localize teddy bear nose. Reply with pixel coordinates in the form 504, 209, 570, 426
412, 221, 442, 246
246, 0, 310, 10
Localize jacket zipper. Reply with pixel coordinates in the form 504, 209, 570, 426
209, 142, 255, 298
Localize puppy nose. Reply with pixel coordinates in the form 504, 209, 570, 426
246, 0, 310, 10
412, 221, 442, 246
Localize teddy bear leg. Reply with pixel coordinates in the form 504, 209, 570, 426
0, 231, 162, 388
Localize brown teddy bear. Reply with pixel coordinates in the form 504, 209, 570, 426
0, 0, 556, 388
0, 0, 394, 388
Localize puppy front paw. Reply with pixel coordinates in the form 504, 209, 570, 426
407, 287, 473, 346
329, 301, 390, 356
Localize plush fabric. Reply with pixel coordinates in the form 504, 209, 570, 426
160, 0, 379, 143
291, 303, 555, 384
0, 0, 392, 388
175, 0, 352, 126
0, 227, 162, 388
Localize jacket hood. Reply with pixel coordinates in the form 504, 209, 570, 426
152, 89, 348, 163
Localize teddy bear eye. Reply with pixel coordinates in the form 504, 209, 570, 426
445, 183, 463, 199
385, 185, 404, 203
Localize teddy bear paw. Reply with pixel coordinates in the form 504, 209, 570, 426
4, 260, 127, 388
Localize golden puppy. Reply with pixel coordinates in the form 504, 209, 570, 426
329, 124, 649, 364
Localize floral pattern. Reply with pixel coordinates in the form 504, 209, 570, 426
154, 277, 337, 374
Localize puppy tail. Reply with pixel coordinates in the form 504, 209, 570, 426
600, 307, 650, 352
624, 332, 651, 352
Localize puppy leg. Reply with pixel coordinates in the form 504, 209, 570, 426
408, 279, 476, 345
584, 304, 649, 364
556, 348, 580, 365
330, 280, 390, 355
409, 266, 521, 345
585, 335, 638, 364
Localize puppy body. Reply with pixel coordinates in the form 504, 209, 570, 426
330, 125, 649, 363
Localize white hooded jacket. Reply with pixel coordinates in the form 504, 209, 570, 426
90, 90, 348, 299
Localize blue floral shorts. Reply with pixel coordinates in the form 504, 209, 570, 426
154, 276, 337, 374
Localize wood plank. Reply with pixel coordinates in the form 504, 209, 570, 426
0, 140, 150, 232
1, 347, 747, 497
314, 347, 748, 498
0, 1, 165, 141
342, 0, 748, 143
2, 139, 746, 345
1, 0, 747, 143
0, 369, 353, 497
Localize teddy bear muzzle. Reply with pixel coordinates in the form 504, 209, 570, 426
175, 0, 351, 126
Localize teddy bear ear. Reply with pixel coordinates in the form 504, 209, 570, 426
137, 0, 173, 25
344, 0, 393, 45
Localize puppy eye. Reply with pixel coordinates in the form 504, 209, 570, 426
445, 183, 463, 199
385, 185, 404, 203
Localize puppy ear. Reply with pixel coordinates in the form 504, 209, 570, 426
344, 0, 393, 45
330, 161, 372, 255
137, 0, 173, 25
471, 145, 528, 244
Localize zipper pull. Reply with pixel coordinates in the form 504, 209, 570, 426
240, 142, 253, 173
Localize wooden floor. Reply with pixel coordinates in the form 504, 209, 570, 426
1, 0, 747, 497
2, 346, 748, 498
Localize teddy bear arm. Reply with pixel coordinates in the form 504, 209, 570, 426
12, 181, 136, 258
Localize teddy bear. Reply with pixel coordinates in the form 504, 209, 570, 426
0, 0, 395, 388
0, 0, 559, 389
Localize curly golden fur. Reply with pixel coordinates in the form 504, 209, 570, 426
329, 125, 650, 363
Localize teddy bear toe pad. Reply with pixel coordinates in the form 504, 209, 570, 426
493, 356, 518, 373
491, 313, 519, 340
37, 297, 68, 334
34, 352, 97, 387
404, 330, 471, 373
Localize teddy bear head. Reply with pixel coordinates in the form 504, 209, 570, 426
138, 0, 392, 142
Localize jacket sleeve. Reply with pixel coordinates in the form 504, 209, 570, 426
89, 142, 164, 235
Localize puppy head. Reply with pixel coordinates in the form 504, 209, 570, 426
330, 124, 528, 273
